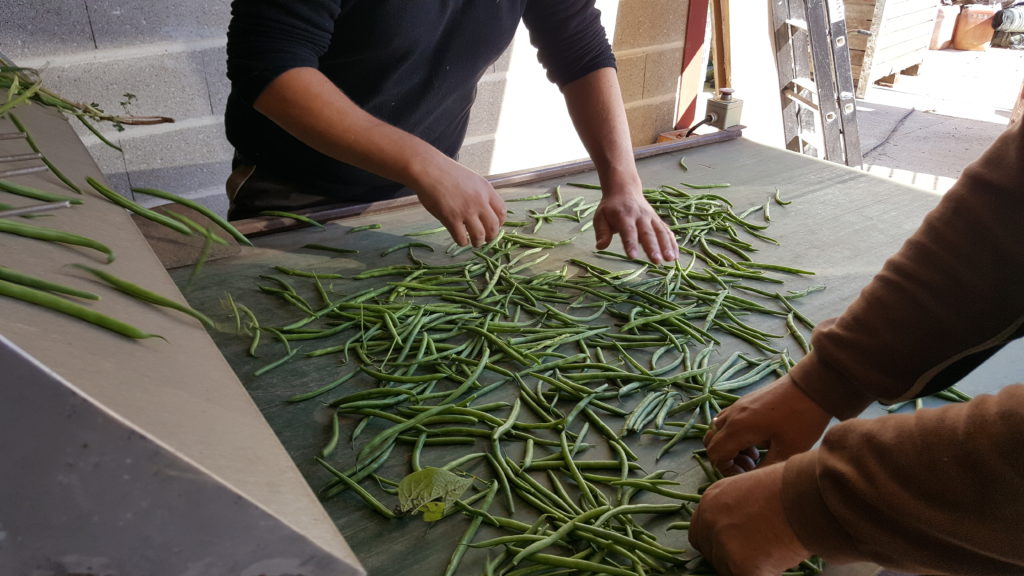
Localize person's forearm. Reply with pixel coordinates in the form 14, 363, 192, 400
782, 383, 1024, 574
253, 67, 454, 192
561, 67, 641, 193
789, 121, 1024, 418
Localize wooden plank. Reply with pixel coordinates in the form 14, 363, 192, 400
856, 0, 888, 97
845, 5, 877, 25
710, 0, 733, 91
676, 0, 712, 130
872, 28, 936, 62
878, 0, 938, 19
878, 9, 940, 35
848, 16, 933, 55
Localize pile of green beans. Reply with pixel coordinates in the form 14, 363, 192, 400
206, 185, 831, 576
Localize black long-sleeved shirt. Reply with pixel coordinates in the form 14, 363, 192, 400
225, 0, 616, 200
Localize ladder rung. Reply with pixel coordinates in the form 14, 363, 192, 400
791, 77, 816, 93
783, 88, 819, 112
785, 18, 808, 30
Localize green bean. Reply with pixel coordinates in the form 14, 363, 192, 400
381, 241, 434, 257
286, 371, 358, 403
0, 179, 83, 204
506, 548, 636, 576
72, 264, 214, 328
85, 177, 192, 236
272, 265, 344, 279
321, 411, 342, 457
404, 225, 447, 237
507, 192, 553, 202
0, 265, 98, 300
347, 223, 381, 233
314, 457, 396, 519
786, 312, 812, 354
253, 347, 300, 376
443, 480, 499, 576
0, 278, 161, 340
0, 218, 114, 262
166, 211, 229, 246
356, 403, 454, 467
259, 210, 325, 228
132, 186, 253, 246
302, 243, 358, 254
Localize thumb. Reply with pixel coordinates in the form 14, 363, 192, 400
593, 211, 612, 249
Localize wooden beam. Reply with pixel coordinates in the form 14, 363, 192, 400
710, 0, 733, 91
676, 0, 712, 130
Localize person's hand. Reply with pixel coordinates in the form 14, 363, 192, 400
704, 375, 831, 476
689, 463, 811, 576
592, 188, 678, 264
414, 158, 506, 247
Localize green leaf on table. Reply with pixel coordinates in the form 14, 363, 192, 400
397, 467, 473, 522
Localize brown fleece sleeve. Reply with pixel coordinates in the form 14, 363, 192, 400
782, 384, 1024, 574
787, 120, 1024, 419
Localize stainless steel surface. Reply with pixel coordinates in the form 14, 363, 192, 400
0, 101, 363, 574
0, 200, 71, 218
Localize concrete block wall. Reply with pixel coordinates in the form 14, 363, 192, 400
1, 0, 235, 216
1, 0, 693, 217
614, 0, 691, 146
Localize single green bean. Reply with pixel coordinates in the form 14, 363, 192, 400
0, 265, 98, 300
314, 457, 396, 518
0, 218, 114, 262
259, 210, 325, 228
347, 223, 382, 233
72, 264, 214, 328
0, 279, 161, 340
443, 480, 499, 576
132, 186, 253, 246
0, 179, 83, 204
86, 177, 192, 236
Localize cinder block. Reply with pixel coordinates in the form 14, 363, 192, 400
458, 139, 496, 176
615, 53, 646, 104
87, 0, 231, 50
84, 139, 130, 188
626, 98, 678, 147
34, 49, 215, 146
642, 47, 684, 99
202, 46, 230, 117
612, 0, 689, 51
83, 122, 233, 201
120, 122, 234, 192
491, 46, 514, 75
0, 1, 94, 61
466, 76, 508, 140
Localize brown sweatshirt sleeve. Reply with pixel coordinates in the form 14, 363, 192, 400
778, 122, 1024, 571
782, 384, 1024, 574
787, 120, 1024, 419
